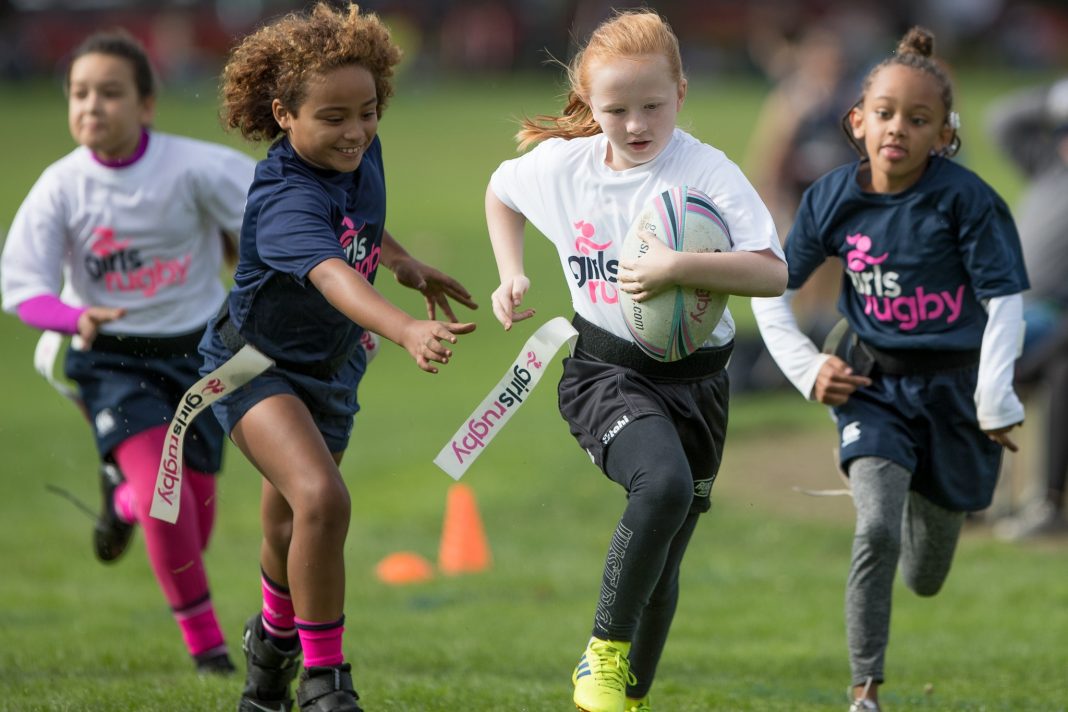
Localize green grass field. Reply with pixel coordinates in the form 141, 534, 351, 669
1, 71, 1066, 711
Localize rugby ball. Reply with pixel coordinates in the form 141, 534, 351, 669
618, 186, 732, 362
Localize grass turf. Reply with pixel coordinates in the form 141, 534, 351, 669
1, 70, 1065, 711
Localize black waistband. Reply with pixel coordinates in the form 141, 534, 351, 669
215, 303, 351, 380
571, 313, 732, 380
859, 339, 980, 376
91, 329, 205, 359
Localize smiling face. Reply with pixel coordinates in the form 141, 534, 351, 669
67, 53, 154, 160
585, 53, 685, 171
849, 64, 952, 193
274, 63, 379, 173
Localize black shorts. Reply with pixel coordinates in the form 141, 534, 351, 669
558, 316, 732, 513
64, 329, 224, 473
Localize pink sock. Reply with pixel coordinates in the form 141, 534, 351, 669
113, 425, 225, 657
295, 616, 345, 667
175, 595, 226, 657
113, 481, 137, 524
261, 571, 297, 644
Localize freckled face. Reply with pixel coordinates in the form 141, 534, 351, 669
67, 53, 154, 160
275, 64, 379, 173
850, 64, 952, 193
586, 54, 686, 171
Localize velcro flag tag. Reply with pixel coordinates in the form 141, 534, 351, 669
150, 344, 274, 523
434, 317, 578, 480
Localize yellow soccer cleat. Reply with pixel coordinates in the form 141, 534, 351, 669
625, 695, 651, 712
572, 637, 636, 712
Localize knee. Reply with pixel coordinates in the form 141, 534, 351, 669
854, 520, 901, 559
901, 564, 949, 597
636, 470, 693, 521
905, 577, 945, 597
292, 477, 351, 538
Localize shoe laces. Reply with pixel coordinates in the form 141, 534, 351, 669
583, 640, 637, 692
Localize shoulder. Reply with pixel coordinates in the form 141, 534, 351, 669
153, 132, 256, 170
23, 147, 92, 200
927, 157, 1010, 209
798, 162, 856, 204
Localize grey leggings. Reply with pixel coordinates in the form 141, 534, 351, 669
846, 457, 966, 686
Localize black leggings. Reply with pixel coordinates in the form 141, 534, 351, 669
594, 415, 702, 698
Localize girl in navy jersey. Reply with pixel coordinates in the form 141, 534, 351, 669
486, 10, 786, 712
0, 29, 255, 673
200, 4, 476, 711
752, 27, 1028, 712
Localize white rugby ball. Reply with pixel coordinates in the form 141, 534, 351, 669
618, 186, 732, 362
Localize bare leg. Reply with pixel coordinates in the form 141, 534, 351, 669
231, 393, 350, 621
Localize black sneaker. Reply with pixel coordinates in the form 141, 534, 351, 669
195, 649, 237, 675
93, 460, 134, 563
296, 664, 362, 712
239, 613, 302, 712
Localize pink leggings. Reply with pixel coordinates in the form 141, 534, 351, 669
113, 425, 218, 609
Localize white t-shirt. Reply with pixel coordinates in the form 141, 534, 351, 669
490, 128, 783, 346
1, 131, 255, 336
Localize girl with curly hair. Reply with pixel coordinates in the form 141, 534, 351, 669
202, 4, 477, 711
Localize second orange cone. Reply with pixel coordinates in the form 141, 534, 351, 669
438, 483, 492, 575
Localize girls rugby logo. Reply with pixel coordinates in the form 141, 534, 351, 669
339, 215, 380, 279
844, 232, 965, 330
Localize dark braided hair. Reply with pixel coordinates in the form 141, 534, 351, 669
839, 26, 961, 158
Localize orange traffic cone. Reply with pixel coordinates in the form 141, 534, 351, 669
438, 483, 491, 575
374, 551, 435, 585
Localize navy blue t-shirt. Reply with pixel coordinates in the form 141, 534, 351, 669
227, 136, 386, 365
785, 156, 1029, 351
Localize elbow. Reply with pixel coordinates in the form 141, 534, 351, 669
754, 261, 789, 298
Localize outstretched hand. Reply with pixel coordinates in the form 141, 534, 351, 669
77, 306, 126, 345
390, 255, 478, 322
812, 355, 872, 406
490, 275, 535, 330
399, 319, 477, 374
617, 229, 674, 302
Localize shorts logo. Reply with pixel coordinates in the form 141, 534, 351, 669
601, 415, 631, 445
842, 420, 862, 447
95, 408, 116, 437
694, 476, 716, 498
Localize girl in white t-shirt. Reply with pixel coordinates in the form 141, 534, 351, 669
0, 30, 255, 673
485, 10, 786, 712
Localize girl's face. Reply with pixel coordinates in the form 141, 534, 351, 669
67, 53, 154, 160
274, 64, 378, 173
586, 54, 685, 171
849, 64, 953, 193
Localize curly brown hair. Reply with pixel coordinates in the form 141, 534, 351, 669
221, 2, 402, 142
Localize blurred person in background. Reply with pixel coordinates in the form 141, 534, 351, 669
737, 25, 859, 392
987, 76, 1068, 540
0, 29, 254, 673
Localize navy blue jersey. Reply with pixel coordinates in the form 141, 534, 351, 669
227, 136, 385, 365
785, 156, 1028, 351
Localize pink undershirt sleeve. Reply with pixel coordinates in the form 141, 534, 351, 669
16, 294, 86, 335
